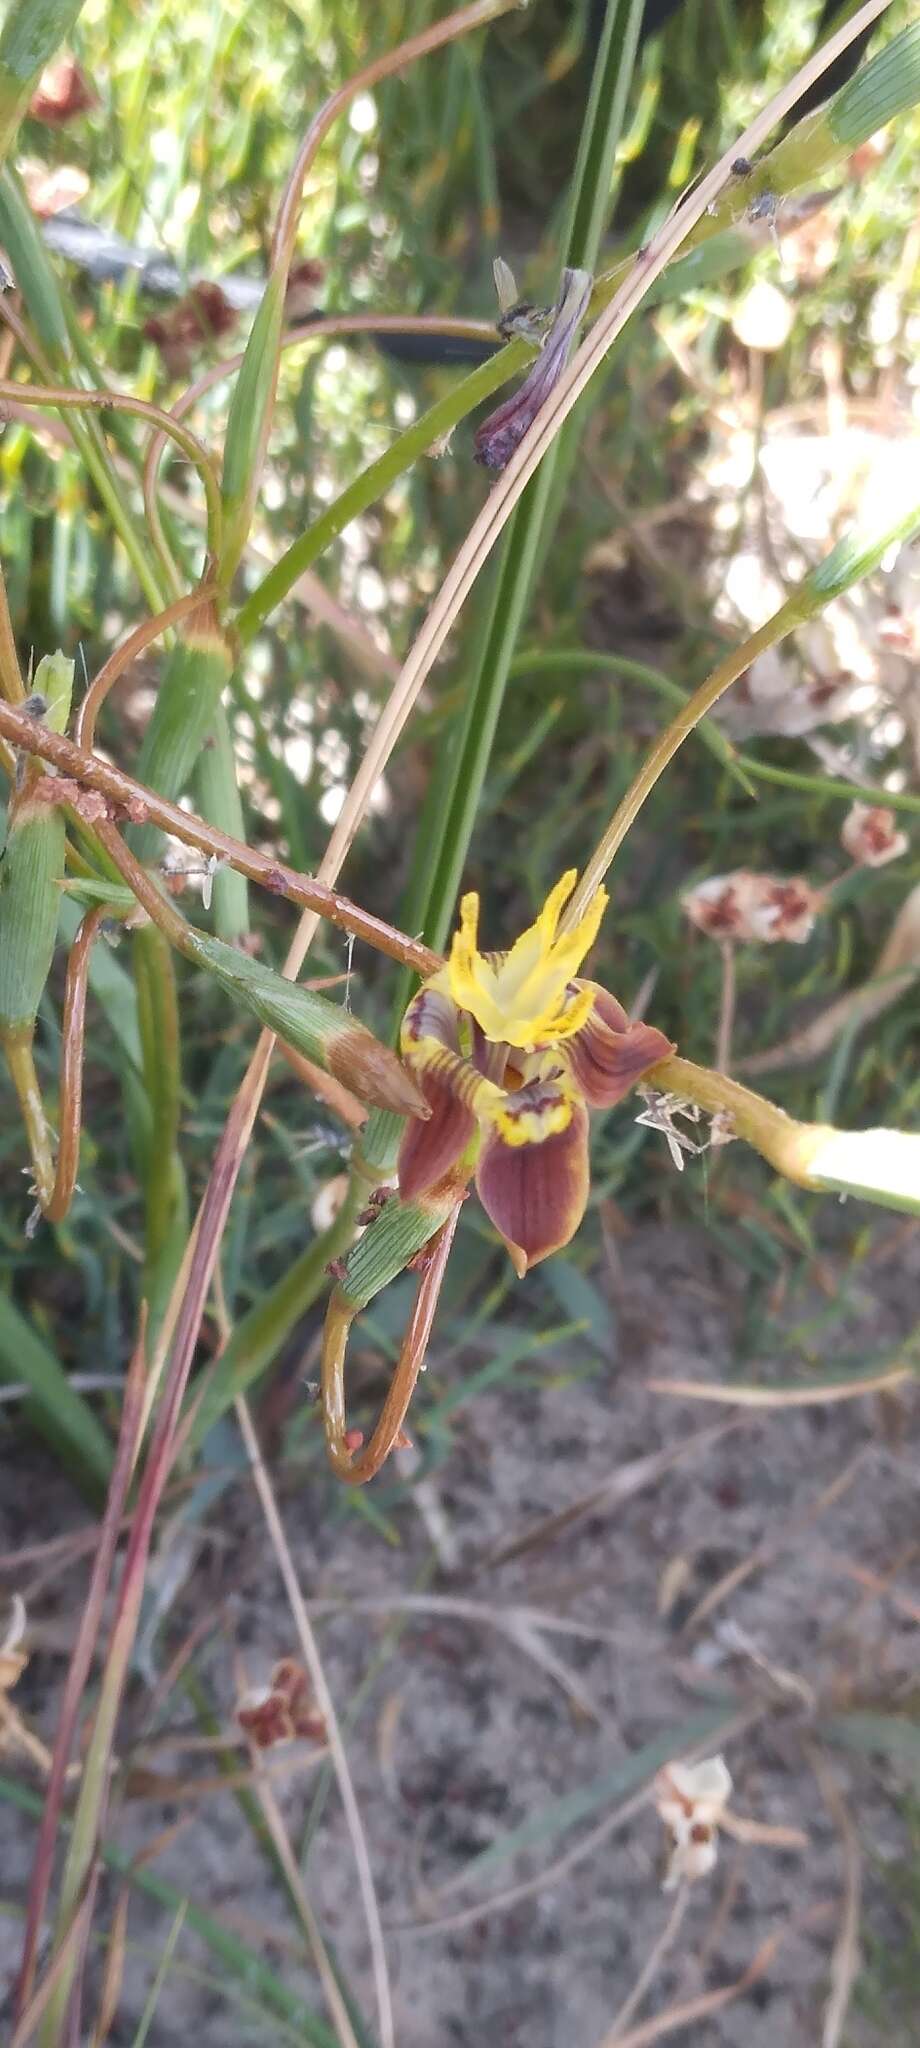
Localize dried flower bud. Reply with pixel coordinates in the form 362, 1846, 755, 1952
144, 283, 237, 376
474, 267, 592, 472
683, 870, 821, 945
237, 1658, 326, 1749
840, 801, 908, 869
285, 258, 325, 320
29, 56, 95, 125
654, 1754, 732, 1890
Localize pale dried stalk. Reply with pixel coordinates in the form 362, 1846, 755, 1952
234, 1394, 394, 2048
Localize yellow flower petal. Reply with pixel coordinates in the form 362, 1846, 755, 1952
447, 873, 609, 1047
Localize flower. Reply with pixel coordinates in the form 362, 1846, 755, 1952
840, 801, 908, 869
397, 871, 672, 1275
654, 1754, 732, 1890
683, 870, 822, 944
144, 283, 237, 376
237, 1658, 326, 1749
29, 56, 95, 125
474, 267, 592, 472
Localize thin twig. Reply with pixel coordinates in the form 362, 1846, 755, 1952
597, 1885, 690, 2047
233, 1394, 395, 2048
0, 700, 441, 977
16, 1320, 148, 2016
805, 1743, 862, 2048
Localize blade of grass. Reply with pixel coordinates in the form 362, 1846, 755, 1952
0, 1293, 112, 1495
1, 1775, 339, 2048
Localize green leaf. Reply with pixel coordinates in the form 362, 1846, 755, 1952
825, 1712, 920, 1779
452, 1704, 735, 1888
0, 1290, 112, 1491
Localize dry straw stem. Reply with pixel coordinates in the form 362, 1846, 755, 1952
16, 1319, 147, 2022
804, 1743, 862, 2048
286, 0, 896, 981
239, 1735, 363, 2048
590, 1906, 832, 2048
219, 0, 523, 585
648, 1366, 913, 1406
597, 1885, 691, 2047
234, 1394, 395, 2048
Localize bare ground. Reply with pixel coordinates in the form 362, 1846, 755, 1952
2, 1216, 919, 2047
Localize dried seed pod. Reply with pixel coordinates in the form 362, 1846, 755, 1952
185, 928, 428, 1120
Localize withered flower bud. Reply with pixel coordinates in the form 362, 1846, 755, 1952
474, 267, 592, 473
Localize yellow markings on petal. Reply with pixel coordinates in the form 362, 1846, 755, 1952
493, 1090, 574, 1149
447, 871, 609, 1049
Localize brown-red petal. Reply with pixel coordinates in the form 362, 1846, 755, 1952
398, 1072, 476, 1201
566, 986, 673, 1107
476, 1094, 590, 1276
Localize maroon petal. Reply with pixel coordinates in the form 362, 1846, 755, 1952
398, 1072, 476, 1201
565, 981, 673, 1107
476, 1082, 589, 1277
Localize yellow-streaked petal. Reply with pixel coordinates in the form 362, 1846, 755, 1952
447, 873, 610, 1048
476, 1075, 589, 1275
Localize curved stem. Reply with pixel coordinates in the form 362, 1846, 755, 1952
563, 598, 803, 924
646, 1053, 834, 1187
322, 1202, 462, 1484
73, 585, 220, 751
43, 905, 109, 1224
0, 299, 169, 615
141, 312, 498, 527
0, 378, 222, 564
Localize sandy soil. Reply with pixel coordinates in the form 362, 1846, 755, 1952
2, 1218, 918, 2047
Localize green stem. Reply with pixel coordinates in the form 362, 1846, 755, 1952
232, 15, 920, 648
398, 0, 649, 987
0, 1, 88, 169
183, 1175, 366, 1451
133, 924, 182, 1284
566, 481, 920, 924
2, 1032, 54, 1206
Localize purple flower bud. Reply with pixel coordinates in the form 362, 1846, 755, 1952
474, 267, 593, 472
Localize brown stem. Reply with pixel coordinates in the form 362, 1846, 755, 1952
0, 377, 223, 561
322, 1202, 462, 1484
74, 585, 220, 750
0, 551, 24, 705
0, 699, 442, 976
44, 906, 110, 1223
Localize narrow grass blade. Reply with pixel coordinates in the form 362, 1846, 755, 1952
0, 1292, 112, 1492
